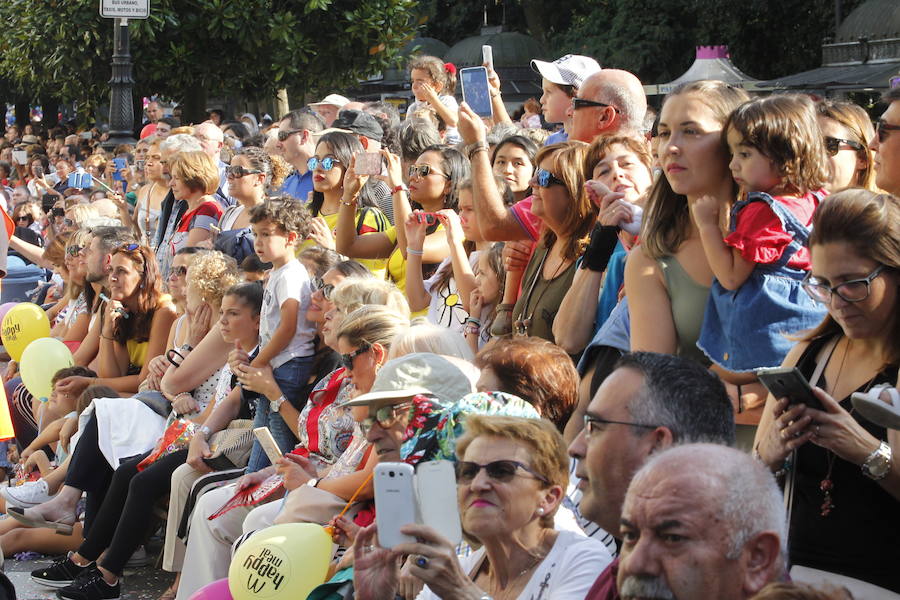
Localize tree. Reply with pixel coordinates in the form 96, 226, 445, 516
0, 0, 419, 123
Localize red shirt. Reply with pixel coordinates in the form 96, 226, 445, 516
724, 190, 822, 270
510, 195, 543, 242
584, 558, 620, 600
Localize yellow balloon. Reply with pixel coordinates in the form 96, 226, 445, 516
20, 338, 75, 401
229, 523, 332, 600
1, 303, 50, 362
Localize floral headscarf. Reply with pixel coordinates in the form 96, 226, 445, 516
399, 391, 541, 467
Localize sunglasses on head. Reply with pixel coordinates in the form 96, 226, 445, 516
340, 342, 371, 370
408, 164, 450, 179
277, 128, 303, 142
535, 168, 565, 188
454, 460, 549, 485
876, 120, 900, 143
360, 401, 412, 434
225, 165, 262, 178
823, 136, 863, 157
118, 243, 141, 253
307, 157, 341, 171
313, 277, 334, 300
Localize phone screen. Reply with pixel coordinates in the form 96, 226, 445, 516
461, 67, 493, 118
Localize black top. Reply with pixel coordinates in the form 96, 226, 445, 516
788, 334, 900, 591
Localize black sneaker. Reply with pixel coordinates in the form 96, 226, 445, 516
31, 554, 95, 588
57, 570, 120, 600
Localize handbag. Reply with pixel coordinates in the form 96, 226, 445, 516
202, 419, 254, 471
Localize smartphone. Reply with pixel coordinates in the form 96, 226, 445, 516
416, 460, 462, 545
112, 157, 127, 182
415, 212, 439, 226
252, 427, 284, 465
460, 66, 493, 119
12, 150, 28, 165
482, 45, 494, 70
374, 462, 418, 548
67, 172, 93, 189
33, 165, 44, 178
756, 367, 824, 410
355, 152, 382, 176
80, 131, 93, 140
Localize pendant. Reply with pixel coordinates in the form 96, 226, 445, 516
819, 478, 834, 517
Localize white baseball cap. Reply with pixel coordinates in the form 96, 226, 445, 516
531, 54, 601, 89
309, 94, 351, 108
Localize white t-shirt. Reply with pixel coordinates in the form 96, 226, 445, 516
423, 254, 479, 333
417, 529, 613, 600
405, 95, 461, 144
260, 259, 315, 368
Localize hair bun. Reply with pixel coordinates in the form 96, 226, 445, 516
444, 62, 457, 76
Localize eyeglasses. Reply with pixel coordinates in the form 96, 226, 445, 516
313, 277, 334, 300
307, 157, 341, 171
823, 136, 863, 157
278, 128, 304, 142
535, 168, 565, 188
66, 245, 84, 257
340, 342, 371, 371
582, 415, 658, 438
225, 165, 263, 178
801, 265, 886, 304
360, 401, 412, 434
572, 98, 620, 113
169, 265, 188, 278
876, 120, 900, 143
408, 164, 450, 180
455, 460, 549, 485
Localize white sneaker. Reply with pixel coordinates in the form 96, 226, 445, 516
1, 479, 53, 509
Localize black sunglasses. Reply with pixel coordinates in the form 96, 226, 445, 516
572, 98, 620, 113
823, 136, 863, 157
455, 460, 549, 485
876, 120, 900, 143
408, 164, 450, 179
277, 128, 304, 142
169, 265, 188, 278
226, 165, 262, 178
340, 342, 371, 370
313, 277, 334, 300
582, 415, 658, 437
535, 168, 565, 188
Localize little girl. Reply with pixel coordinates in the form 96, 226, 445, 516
466, 242, 506, 353
693, 95, 829, 372
405, 55, 461, 144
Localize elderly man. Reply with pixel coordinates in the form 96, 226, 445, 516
194, 121, 232, 204
277, 109, 324, 202
870, 87, 900, 195
309, 93, 350, 127
567, 352, 735, 600
569, 70, 647, 142
617, 444, 786, 600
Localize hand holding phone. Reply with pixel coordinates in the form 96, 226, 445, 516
482, 45, 494, 70
757, 367, 824, 411
460, 66, 493, 119
416, 461, 462, 545
374, 463, 418, 548
416, 212, 439, 226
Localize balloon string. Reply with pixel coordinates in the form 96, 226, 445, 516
322, 471, 373, 537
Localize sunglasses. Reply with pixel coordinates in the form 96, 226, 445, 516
16, 215, 33, 222
307, 157, 341, 171
582, 415, 658, 438
278, 128, 304, 142
876, 120, 900, 143
571, 97, 619, 113
66, 245, 84, 257
455, 460, 549, 485
225, 165, 262, 178
360, 401, 412, 434
340, 342, 371, 371
169, 265, 188, 278
823, 136, 863, 157
313, 276, 334, 300
408, 164, 450, 179
802, 265, 886, 304
535, 168, 565, 188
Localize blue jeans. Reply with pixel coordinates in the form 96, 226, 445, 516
245, 356, 313, 473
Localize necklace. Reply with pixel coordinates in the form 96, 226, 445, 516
485, 538, 549, 599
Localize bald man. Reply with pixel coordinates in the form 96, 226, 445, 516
569, 70, 647, 143
194, 121, 232, 204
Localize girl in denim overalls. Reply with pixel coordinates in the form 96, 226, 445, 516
691, 95, 829, 371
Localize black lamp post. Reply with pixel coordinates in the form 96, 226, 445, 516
104, 18, 136, 149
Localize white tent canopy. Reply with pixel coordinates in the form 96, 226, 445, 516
644, 45, 764, 96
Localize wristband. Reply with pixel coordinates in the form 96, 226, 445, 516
465, 140, 489, 160
465, 317, 482, 326
580, 224, 620, 272
406, 247, 424, 256
391, 184, 409, 194
197, 425, 211, 439
180, 344, 193, 353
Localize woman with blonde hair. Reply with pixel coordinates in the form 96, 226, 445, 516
132, 139, 168, 242
816, 100, 879, 192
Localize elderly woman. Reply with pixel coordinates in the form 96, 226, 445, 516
753, 189, 900, 594
352, 412, 613, 599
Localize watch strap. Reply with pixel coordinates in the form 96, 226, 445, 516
862, 441, 892, 480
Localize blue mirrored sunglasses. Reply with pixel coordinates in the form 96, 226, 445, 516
307, 157, 340, 171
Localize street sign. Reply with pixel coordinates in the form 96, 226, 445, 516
100, 0, 149, 19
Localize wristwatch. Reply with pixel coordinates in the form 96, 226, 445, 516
861, 441, 892, 480
269, 395, 287, 414
306, 478, 319, 488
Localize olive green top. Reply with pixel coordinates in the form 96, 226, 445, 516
658, 255, 711, 366
512, 242, 577, 343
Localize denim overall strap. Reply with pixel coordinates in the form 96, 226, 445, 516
730, 191, 813, 271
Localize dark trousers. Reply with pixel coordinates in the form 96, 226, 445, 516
64, 413, 115, 530
78, 448, 188, 576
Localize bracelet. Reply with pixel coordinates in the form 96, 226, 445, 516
166, 348, 185, 367
101, 334, 116, 341
197, 425, 211, 439
391, 184, 409, 194
465, 317, 482, 326
406, 247, 424, 256
465, 140, 489, 160
173, 391, 193, 405
180, 344, 193, 352
464, 324, 481, 336
340, 196, 358, 207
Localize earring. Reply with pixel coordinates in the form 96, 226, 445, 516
537, 507, 545, 515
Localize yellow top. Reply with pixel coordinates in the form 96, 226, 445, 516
385, 225, 445, 319
297, 207, 389, 279
126, 338, 148, 368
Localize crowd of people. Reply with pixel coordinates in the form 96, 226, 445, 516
0, 50, 898, 600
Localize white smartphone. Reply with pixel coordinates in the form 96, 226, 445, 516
253, 427, 284, 465
416, 460, 462, 546
12, 150, 28, 165
482, 45, 494, 70
460, 66, 493, 119
374, 462, 418, 548
355, 152, 382, 176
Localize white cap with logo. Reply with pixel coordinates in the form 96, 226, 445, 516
531, 54, 602, 90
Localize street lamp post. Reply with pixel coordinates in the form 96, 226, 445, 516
104, 18, 136, 149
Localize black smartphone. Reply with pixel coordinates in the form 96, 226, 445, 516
756, 367, 824, 410
51, 207, 65, 218
460, 66, 493, 118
